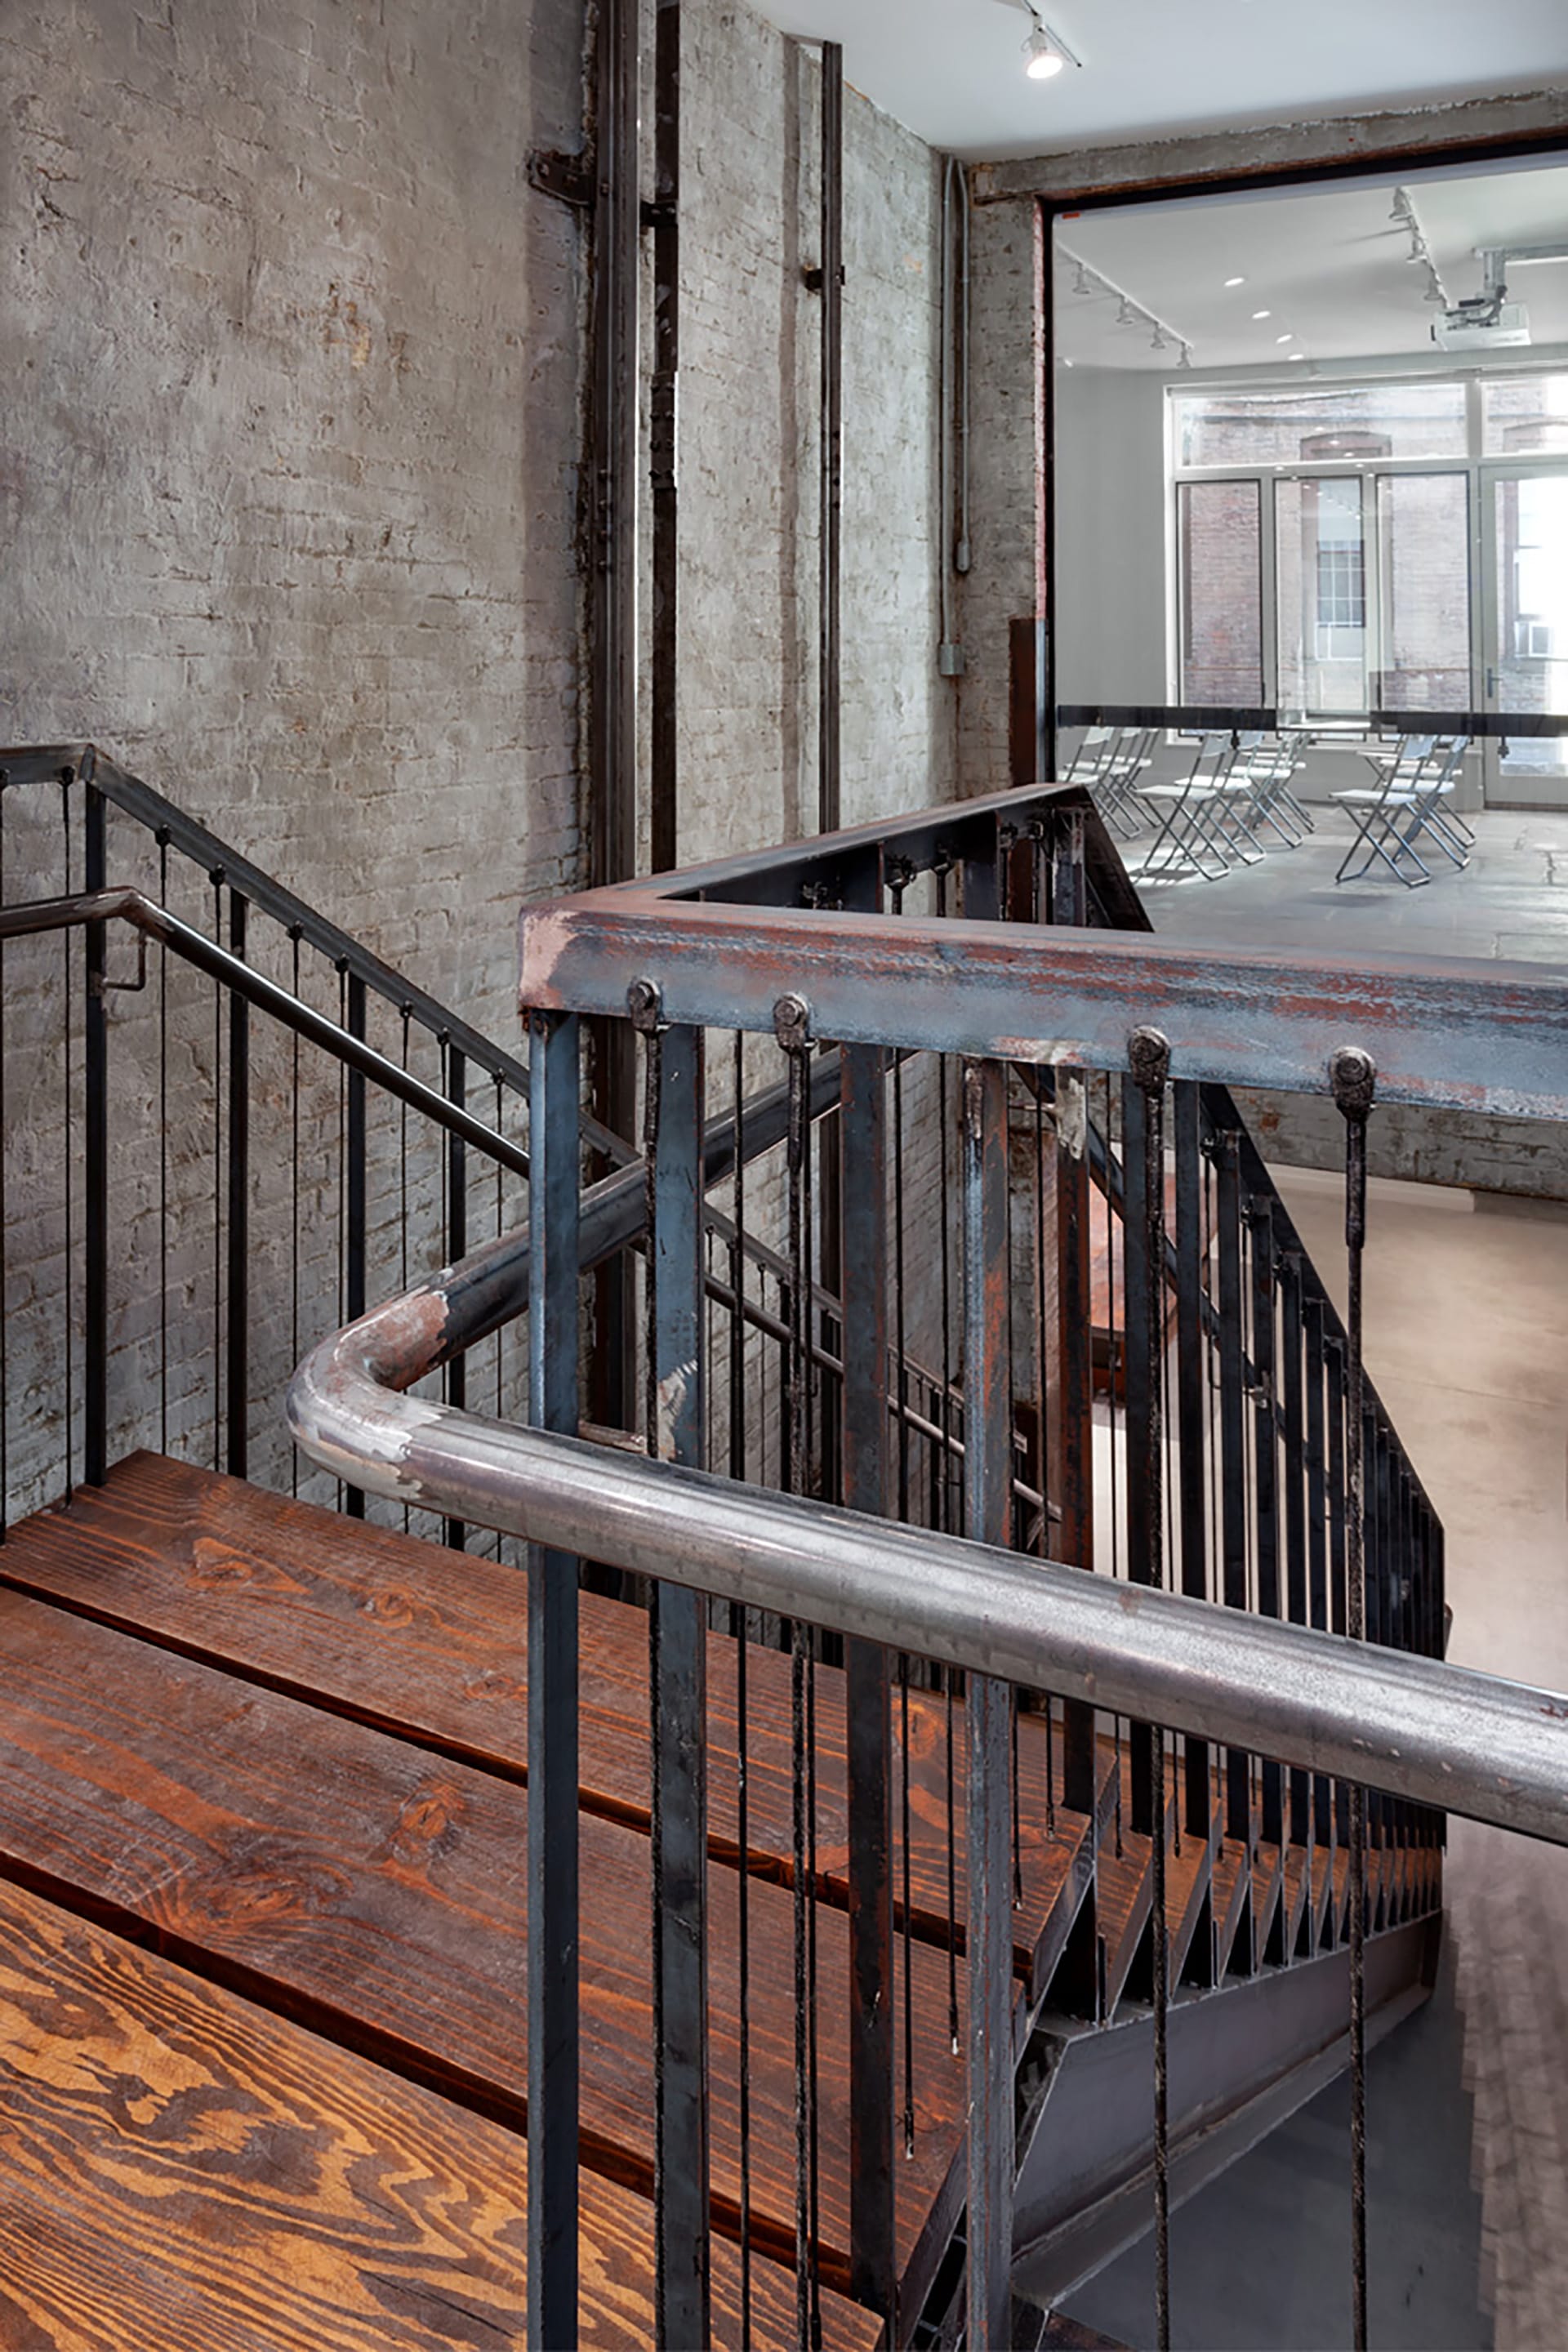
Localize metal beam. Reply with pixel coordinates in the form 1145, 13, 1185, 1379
519, 893, 1568, 1118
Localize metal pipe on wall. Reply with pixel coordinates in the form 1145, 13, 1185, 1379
818, 41, 843, 835
588, 0, 642, 1432
649, 0, 680, 879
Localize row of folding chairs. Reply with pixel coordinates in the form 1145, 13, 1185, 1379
1331, 733, 1473, 888
1060, 725, 1157, 840
1133, 731, 1316, 882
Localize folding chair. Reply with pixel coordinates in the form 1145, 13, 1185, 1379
1403, 734, 1472, 871
1217, 731, 1302, 850
1332, 734, 1441, 886
1096, 726, 1156, 840
1135, 733, 1246, 880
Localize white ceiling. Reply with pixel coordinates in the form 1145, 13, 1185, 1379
1058, 158, 1568, 372
752, 0, 1568, 162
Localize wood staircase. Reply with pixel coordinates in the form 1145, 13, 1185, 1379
0, 1454, 1439, 2348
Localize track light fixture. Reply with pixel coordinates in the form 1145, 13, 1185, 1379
1058, 240, 1193, 369
1018, 8, 1081, 78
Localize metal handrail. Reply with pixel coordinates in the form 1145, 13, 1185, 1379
289, 1242, 1568, 1849
0, 742, 570, 1118
0, 891, 532, 1178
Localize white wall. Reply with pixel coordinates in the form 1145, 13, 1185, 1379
1053, 364, 1171, 708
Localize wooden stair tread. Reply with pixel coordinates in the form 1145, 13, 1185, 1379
0, 1876, 881, 2351
0, 1582, 961, 2310
3, 1456, 1091, 1991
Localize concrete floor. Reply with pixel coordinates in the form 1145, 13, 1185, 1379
1060, 1171, 1568, 2350
1127, 805, 1568, 966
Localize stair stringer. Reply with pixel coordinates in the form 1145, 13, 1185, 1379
1010, 1909, 1439, 2314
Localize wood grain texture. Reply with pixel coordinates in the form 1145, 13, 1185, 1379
0, 1877, 880, 2352
0, 1582, 961, 2308
0, 1456, 1092, 1988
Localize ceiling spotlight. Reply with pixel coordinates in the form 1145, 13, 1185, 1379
1022, 21, 1065, 77
1424, 270, 1447, 305
1390, 190, 1413, 225
1276, 332, 1292, 344
1252, 308, 1272, 319
1019, 12, 1081, 78
1224, 275, 1246, 287
1288, 351, 1307, 363
1116, 297, 1135, 325
1150, 324, 1167, 351
1177, 344, 1193, 371
1074, 262, 1092, 296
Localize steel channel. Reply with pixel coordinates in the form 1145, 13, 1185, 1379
526, 1009, 581, 2352
960, 1057, 1015, 2352
518, 894, 1568, 1120
648, 1020, 711, 2347
1054, 1073, 1098, 1817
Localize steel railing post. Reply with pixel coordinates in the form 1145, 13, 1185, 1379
527, 1007, 581, 2352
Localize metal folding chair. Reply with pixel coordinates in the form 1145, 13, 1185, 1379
1402, 734, 1473, 871
1332, 734, 1444, 886
1135, 733, 1246, 880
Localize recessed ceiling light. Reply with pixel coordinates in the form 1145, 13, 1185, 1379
1276, 332, 1292, 344
1252, 309, 1272, 320
1288, 352, 1307, 363
1224, 276, 1245, 288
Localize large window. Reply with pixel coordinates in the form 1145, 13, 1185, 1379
1169, 373, 1566, 719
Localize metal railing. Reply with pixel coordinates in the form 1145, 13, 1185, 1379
291, 783, 1568, 2351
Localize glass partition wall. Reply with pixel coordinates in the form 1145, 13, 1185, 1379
1053, 161, 1568, 806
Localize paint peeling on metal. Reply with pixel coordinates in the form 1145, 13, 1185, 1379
657, 1357, 697, 1461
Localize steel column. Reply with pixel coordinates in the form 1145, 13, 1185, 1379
961, 1056, 1014, 2352
527, 1009, 581, 2352
1054, 1072, 1098, 1816
839, 1035, 896, 2325
644, 1011, 711, 2347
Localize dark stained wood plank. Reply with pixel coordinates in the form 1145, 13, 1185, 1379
0, 1876, 880, 2352
0, 1585, 960, 2313
2, 1455, 1092, 1990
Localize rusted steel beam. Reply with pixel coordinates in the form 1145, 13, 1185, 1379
519, 893, 1568, 1119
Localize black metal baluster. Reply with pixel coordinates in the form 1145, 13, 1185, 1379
961, 1055, 1015, 2352
83, 783, 107, 1489
1250, 1197, 1283, 1850
1175, 1084, 1209, 1835
728, 1031, 754, 2347
1105, 1072, 1123, 1859
885, 962, 917, 2165
61, 784, 75, 1500
1129, 1027, 1173, 2352
396, 1004, 410, 1529
1215, 1129, 1249, 1842
1330, 1045, 1376, 2352
210, 871, 225, 1478
776, 991, 820, 2350
0, 775, 7, 1531
495, 1075, 506, 1556
225, 893, 250, 1482
839, 1029, 895, 2328
1281, 1252, 1309, 1851
526, 1006, 581, 2352
289, 930, 302, 1495
630, 982, 711, 2351
444, 1043, 467, 1550
160, 840, 172, 1461
1306, 1299, 1332, 1848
